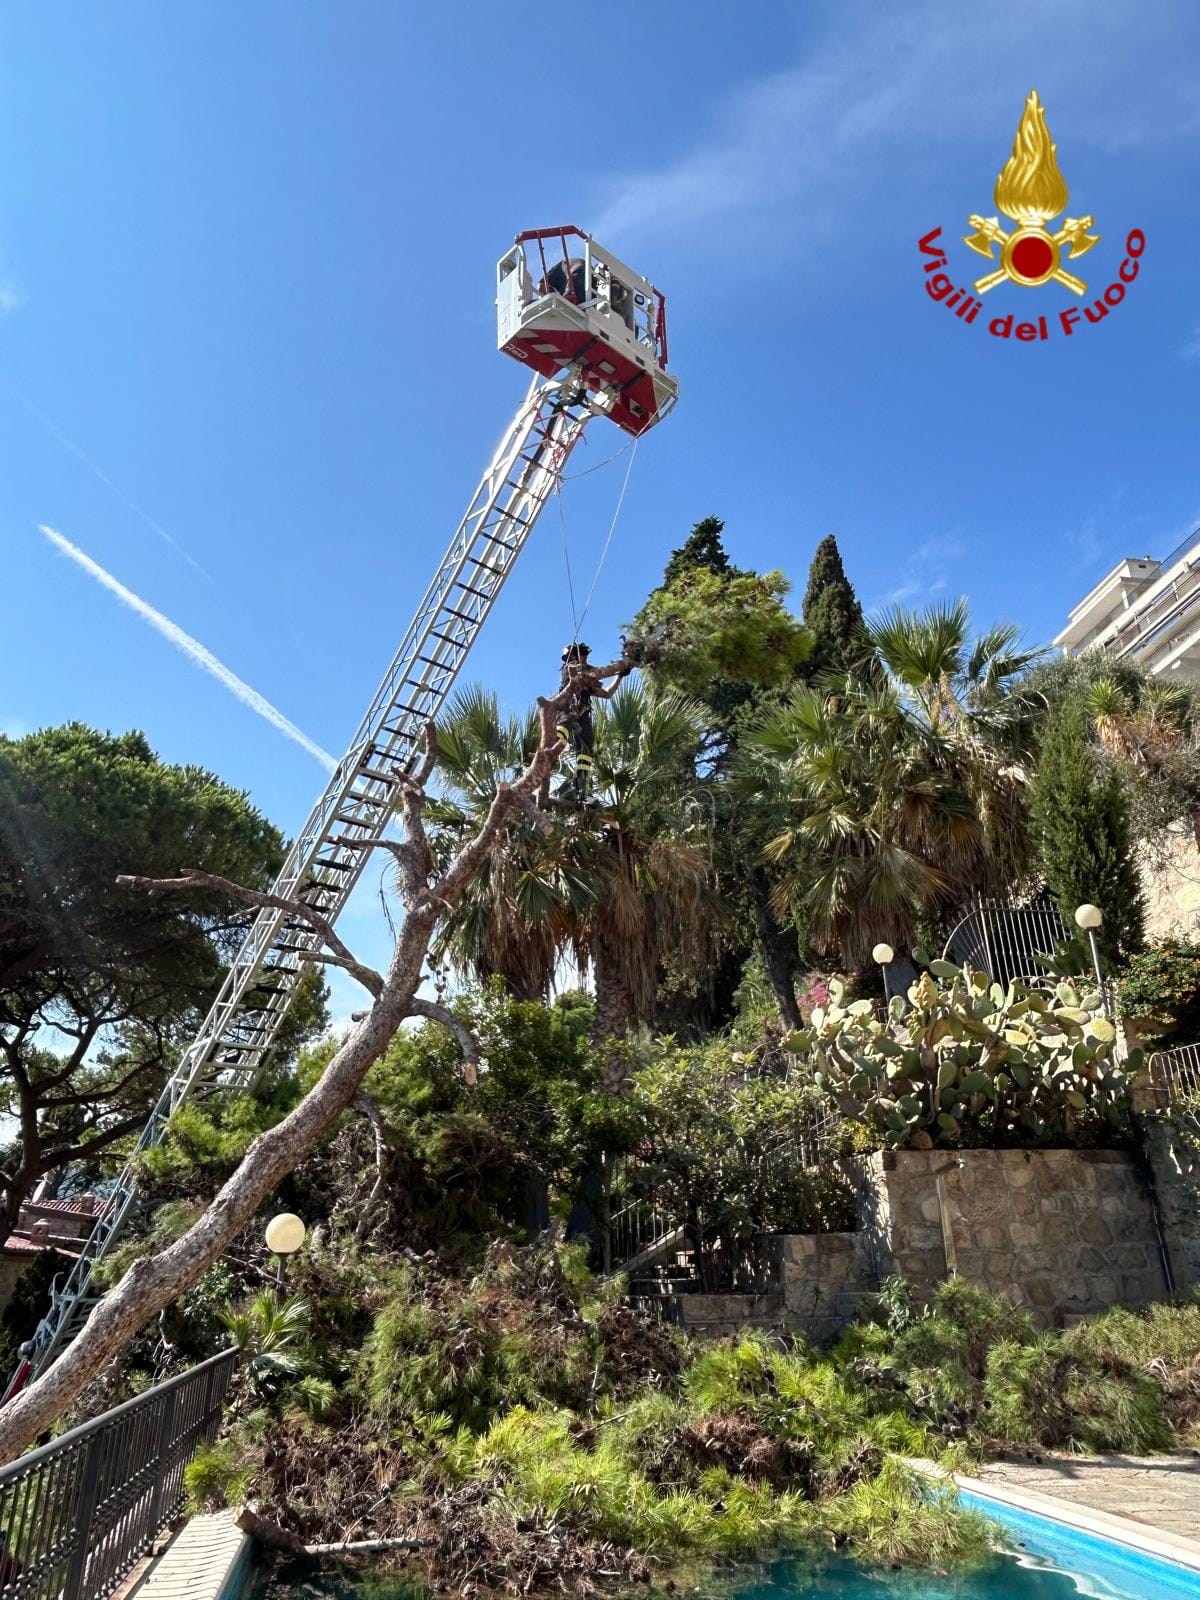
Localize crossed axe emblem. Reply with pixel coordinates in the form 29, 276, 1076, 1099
963, 215, 1101, 295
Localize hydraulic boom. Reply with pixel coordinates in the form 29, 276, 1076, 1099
19, 373, 590, 1379
11, 221, 678, 1392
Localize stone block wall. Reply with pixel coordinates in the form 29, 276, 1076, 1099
768, 1230, 877, 1343
1139, 825, 1200, 943
849, 1148, 1168, 1322
645, 1231, 876, 1342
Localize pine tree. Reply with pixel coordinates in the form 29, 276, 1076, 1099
1030, 697, 1145, 963
661, 516, 743, 587
801, 534, 868, 678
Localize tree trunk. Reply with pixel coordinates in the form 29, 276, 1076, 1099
590, 938, 633, 1043
0, 1180, 27, 1246
747, 866, 801, 1029
0, 910, 433, 1462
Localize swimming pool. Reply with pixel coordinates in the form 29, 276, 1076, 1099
951, 1481, 1200, 1600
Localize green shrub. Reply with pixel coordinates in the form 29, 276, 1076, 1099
625, 1044, 856, 1284
983, 1336, 1069, 1444
360, 1263, 594, 1431
185, 1441, 253, 1511
1118, 941, 1200, 1043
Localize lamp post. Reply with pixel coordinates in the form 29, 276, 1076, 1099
264, 1211, 306, 1288
1074, 904, 1105, 999
873, 942, 895, 1007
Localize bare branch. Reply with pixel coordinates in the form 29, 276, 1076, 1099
354, 1090, 391, 1243
294, 949, 384, 998
409, 998, 483, 1086
409, 721, 440, 791
508, 786, 554, 835
116, 869, 382, 997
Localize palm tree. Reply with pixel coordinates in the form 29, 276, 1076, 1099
868, 600, 1043, 891
426, 687, 593, 1002
428, 680, 717, 1067
219, 1289, 309, 1401
580, 682, 716, 1050
741, 602, 1042, 966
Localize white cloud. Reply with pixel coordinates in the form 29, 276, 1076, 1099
0, 284, 20, 315
869, 535, 961, 612
1183, 328, 1200, 362
592, 0, 1198, 261
40, 525, 337, 771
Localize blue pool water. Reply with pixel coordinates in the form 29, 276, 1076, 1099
951, 1487, 1200, 1600
726, 1494, 1200, 1600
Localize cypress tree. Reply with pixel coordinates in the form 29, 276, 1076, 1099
1030, 697, 1145, 963
801, 534, 868, 678
661, 516, 744, 587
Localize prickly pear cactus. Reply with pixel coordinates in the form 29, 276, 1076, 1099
783, 959, 1139, 1148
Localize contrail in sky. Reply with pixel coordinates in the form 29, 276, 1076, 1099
40, 525, 337, 772
6, 380, 216, 584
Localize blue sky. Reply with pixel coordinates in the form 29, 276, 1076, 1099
2, 1, 1198, 1024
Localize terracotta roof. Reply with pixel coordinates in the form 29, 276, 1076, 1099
0, 1236, 78, 1258
25, 1197, 98, 1215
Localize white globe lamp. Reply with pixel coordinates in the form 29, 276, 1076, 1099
1073, 905, 1106, 998
873, 942, 895, 1005
264, 1212, 306, 1256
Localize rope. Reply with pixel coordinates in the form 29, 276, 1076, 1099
576, 437, 638, 637
557, 486, 581, 639
560, 439, 632, 482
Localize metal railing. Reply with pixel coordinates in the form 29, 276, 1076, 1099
1149, 1041, 1200, 1103
605, 1107, 842, 1279
942, 897, 1069, 988
0, 1349, 236, 1600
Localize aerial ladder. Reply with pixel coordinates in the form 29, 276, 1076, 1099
9, 227, 677, 1390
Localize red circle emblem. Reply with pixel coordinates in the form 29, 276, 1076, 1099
1010, 235, 1054, 282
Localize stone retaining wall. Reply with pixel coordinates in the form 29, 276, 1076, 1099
640, 1146, 1171, 1341
850, 1147, 1167, 1322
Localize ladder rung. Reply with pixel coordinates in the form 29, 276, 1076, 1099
356, 765, 400, 785
451, 577, 494, 598
335, 804, 387, 827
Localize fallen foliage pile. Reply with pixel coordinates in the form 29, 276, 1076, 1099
178, 1235, 1200, 1596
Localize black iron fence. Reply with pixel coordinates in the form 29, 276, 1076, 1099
942, 896, 1070, 989
0, 1348, 237, 1600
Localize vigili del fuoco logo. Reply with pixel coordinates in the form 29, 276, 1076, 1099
918, 90, 1144, 341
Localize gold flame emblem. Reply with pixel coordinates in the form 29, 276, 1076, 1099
964, 90, 1099, 295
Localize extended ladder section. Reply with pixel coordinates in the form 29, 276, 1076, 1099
24, 373, 591, 1375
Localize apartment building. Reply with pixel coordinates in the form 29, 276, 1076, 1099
1054, 529, 1200, 681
